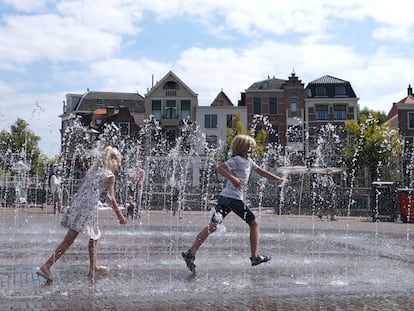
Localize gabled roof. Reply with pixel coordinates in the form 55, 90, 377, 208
145, 71, 198, 97
211, 90, 233, 106
385, 85, 414, 122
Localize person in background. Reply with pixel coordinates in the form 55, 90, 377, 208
182, 134, 286, 273
126, 166, 145, 219
36, 146, 127, 282
50, 168, 62, 214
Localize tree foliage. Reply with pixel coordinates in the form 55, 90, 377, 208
0, 118, 48, 176
344, 111, 401, 182
224, 112, 267, 157
359, 106, 387, 124
248, 128, 267, 156
226, 112, 245, 147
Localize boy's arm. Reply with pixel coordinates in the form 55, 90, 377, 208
255, 167, 286, 183
215, 163, 242, 190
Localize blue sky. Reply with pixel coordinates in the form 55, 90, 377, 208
0, 0, 413, 157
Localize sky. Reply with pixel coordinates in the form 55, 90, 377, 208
0, 0, 413, 158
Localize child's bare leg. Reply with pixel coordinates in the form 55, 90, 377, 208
40, 228, 78, 274
88, 239, 98, 275
189, 222, 217, 255
249, 219, 259, 258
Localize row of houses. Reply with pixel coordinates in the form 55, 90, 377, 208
61, 70, 414, 168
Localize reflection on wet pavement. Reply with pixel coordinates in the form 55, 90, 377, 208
1, 208, 413, 310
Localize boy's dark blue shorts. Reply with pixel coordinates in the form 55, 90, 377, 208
211, 195, 255, 224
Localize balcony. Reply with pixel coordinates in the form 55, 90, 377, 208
161, 117, 180, 127
165, 90, 176, 96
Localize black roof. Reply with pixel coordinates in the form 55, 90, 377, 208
76, 91, 145, 113
305, 75, 357, 98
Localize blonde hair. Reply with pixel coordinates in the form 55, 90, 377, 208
230, 134, 256, 157
90, 146, 122, 171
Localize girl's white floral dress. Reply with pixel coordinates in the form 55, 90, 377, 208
61, 169, 114, 240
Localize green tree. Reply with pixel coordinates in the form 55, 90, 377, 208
359, 106, 387, 124
344, 111, 401, 183
0, 118, 48, 176
248, 128, 267, 157
226, 112, 245, 147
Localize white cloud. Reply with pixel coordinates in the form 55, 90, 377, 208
3, 0, 53, 12
1, 0, 414, 158
89, 58, 171, 94
0, 14, 121, 65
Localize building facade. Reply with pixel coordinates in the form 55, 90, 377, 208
385, 84, 414, 176
305, 75, 359, 166
196, 90, 247, 151
144, 71, 198, 146
240, 72, 306, 164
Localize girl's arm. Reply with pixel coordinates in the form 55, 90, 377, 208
255, 167, 286, 183
107, 176, 128, 224
137, 168, 145, 188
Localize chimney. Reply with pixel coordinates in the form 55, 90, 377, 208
408, 84, 413, 96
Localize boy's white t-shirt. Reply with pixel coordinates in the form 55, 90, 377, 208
220, 156, 259, 201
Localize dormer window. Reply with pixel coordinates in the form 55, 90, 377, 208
335, 85, 346, 97
315, 86, 327, 97
259, 81, 269, 89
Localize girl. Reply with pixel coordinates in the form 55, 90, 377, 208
182, 134, 286, 273
37, 146, 127, 281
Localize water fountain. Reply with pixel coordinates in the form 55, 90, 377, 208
1, 115, 414, 310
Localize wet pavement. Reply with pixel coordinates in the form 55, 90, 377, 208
1, 207, 414, 310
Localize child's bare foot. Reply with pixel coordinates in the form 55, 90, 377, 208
95, 265, 110, 272
36, 266, 53, 281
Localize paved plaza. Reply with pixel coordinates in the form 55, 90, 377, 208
1, 207, 414, 310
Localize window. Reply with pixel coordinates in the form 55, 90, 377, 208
206, 135, 218, 148
268, 126, 278, 143
315, 86, 327, 97
259, 81, 269, 89
316, 105, 328, 120
269, 97, 277, 114
181, 100, 191, 120
166, 100, 176, 119
290, 97, 297, 113
253, 97, 261, 114
205, 114, 217, 128
163, 81, 179, 89
287, 124, 303, 142
151, 100, 161, 120
334, 105, 346, 120
404, 137, 414, 152
409, 112, 414, 128
335, 85, 346, 97
119, 122, 130, 136
96, 99, 104, 109
226, 114, 233, 128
